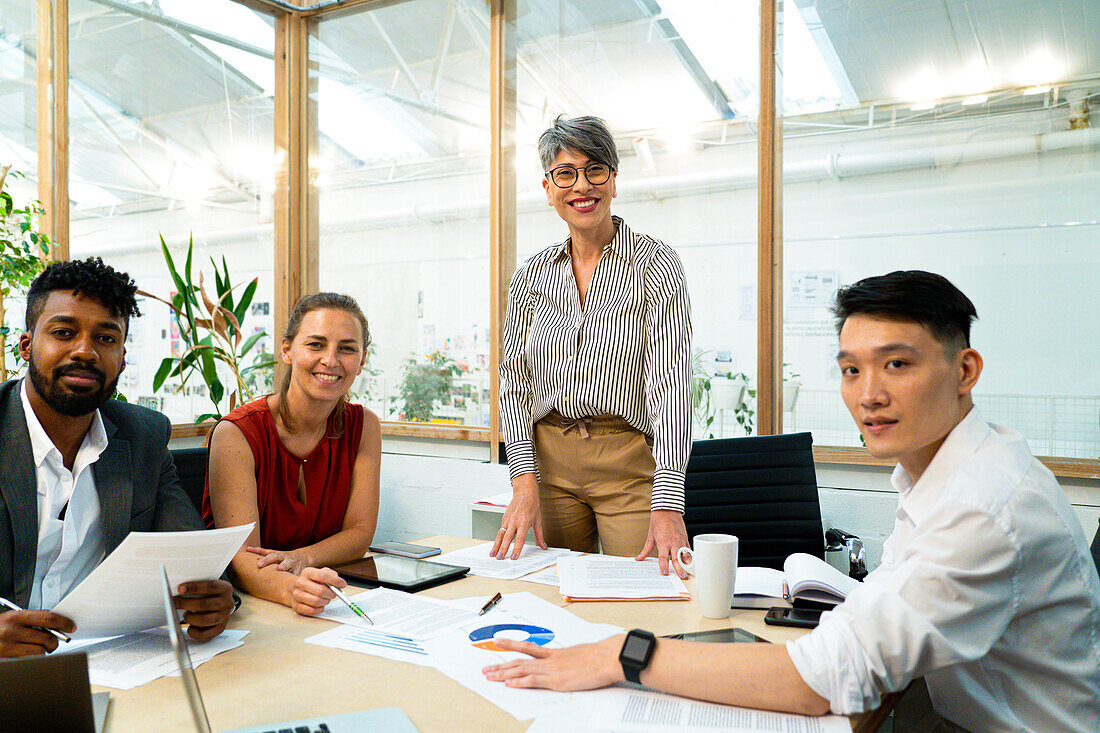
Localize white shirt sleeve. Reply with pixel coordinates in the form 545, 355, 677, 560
787, 501, 1020, 714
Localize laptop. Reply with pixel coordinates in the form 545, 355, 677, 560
159, 565, 420, 733
0, 651, 98, 733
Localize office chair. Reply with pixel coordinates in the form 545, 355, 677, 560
170, 446, 209, 515
683, 432, 828, 571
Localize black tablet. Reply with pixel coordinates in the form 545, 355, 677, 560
663, 627, 768, 643
333, 555, 469, 593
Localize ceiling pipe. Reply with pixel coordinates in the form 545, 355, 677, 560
81, 126, 1100, 258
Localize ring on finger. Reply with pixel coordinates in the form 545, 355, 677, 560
497, 528, 506, 534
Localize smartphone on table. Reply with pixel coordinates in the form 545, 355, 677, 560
764, 606, 823, 629
368, 541, 442, 559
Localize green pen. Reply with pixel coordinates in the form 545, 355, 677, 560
326, 584, 373, 625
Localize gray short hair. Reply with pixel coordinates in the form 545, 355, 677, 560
537, 115, 619, 172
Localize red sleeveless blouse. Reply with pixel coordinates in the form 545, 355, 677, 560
202, 398, 364, 551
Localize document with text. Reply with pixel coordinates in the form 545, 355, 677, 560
54, 524, 253, 638
435, 542, 578, 581
558, 556, 690, 601
316, 587, 479, 639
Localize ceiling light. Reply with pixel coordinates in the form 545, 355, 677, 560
910, 101, 936, 111
1023, 85, 1050, 96
961, 94, 988, 106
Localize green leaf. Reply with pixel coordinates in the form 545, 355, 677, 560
194, 412, 220, 423
238, 332, 264, 359
233, 279, 258, 328
152, 357, 176, 392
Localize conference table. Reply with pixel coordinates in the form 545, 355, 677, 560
98, 536, 892, 732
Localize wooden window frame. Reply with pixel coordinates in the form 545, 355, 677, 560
31, 0, 1098, 479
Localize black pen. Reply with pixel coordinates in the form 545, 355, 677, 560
0, 595, 71, 643
478, 592, 503, 616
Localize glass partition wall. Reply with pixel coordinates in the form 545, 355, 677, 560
66, 0, 277, 423
19, 0, 1098, 473
780, 0, 1100, 461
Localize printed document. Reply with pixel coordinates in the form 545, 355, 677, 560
54, 524, 252, 638
558, 557, 690, 600
435, 542, 578, 581
316, 587, 478, 639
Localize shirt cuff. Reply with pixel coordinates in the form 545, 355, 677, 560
504, 440, 538, 482
651, 469, 685, 513
785, 614, 881, 715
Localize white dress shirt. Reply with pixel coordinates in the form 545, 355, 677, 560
499, 217, 693, 512
22, 379, 108, 610
787, 407, 1100, 732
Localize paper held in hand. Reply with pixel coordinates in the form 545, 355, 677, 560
732, 552, 860, 609
557, 556, 690, 601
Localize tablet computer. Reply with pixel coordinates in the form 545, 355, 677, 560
333, 555, 470, 593
662, 627, 768, 643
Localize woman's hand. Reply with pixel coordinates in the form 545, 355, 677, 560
482, 635, 625, 691
288, 567, 344, 616
636, 510, 689, 578
490, 473, 547, 560
246, 545, 310, 575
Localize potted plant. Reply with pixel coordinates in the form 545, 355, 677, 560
141, 235, 275, 422
783, 363, 801, 412
395, 350, 460, 423
0, 165, 51, 380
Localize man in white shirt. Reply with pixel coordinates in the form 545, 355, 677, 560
482, 270, 1100, 731
0, 257, 234, 658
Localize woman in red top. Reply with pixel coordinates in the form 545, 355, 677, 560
204, 292, 381, 615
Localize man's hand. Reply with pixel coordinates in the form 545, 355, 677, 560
490, 473, 547, 560
174, 579, 235, 642
636, 509, 689, 577
288, 567, 342, 617
482, 635, 625, 691
246, 545, 309, 575
0, 609, 75, 658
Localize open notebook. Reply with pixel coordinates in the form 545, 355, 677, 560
733, 553, 861, 609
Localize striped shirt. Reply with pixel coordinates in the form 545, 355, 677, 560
499, 217, 693, 512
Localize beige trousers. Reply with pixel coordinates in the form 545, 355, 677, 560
533, 411, 654, 556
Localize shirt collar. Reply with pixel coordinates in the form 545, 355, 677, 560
20, 377, 108, 473
891, 405, 990, 526
553, 216, 633, 262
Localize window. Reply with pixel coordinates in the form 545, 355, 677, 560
66, 0, 276, 423
312, 0, 491, 428
781, 0, 1100, 459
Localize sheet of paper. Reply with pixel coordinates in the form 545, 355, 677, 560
474, 491, 513, 507
517, 565, 560, 587
435, 542, 578, 580
54, 524, 253, 638
427, 592, 622, 720
734, 566, 785, 597
582, 687, 851, 732
558, 557, 690, 600
64, 628, 247, 690
316, 587, 478, 639
304, 623, 433, 667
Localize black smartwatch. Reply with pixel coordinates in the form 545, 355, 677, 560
619, 629, 657, 684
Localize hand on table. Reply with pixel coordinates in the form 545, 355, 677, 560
288, 567, 344, 617
482, 635, 624, 691
636, 509, 689, 578
174, 579, 235, 642
490, 473, 547, 560
246, 545, 309, 575
0, 609, 75, 657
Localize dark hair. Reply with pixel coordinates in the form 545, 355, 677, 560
26, 257, 141, 332
832, 270, 977, 350
537, 115, 619, 172
277, 292, 370, 437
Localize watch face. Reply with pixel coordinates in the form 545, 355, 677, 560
622, 634, 652, 660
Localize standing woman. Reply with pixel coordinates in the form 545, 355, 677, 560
204, 292, 381, 614
492, 115, 693, 576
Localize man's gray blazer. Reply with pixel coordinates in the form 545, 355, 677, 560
0, 378, 205, 608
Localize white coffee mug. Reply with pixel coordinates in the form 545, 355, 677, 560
677, 534, 739, 619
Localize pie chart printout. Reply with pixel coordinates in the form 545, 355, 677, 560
469, 624, 555, 652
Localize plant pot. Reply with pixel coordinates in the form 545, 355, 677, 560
710, 379, 745, 411
783, 381, 801, 411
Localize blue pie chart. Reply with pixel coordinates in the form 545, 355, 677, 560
469, 623, 555, 651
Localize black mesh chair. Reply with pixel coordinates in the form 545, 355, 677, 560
170, 446, 208, 516
683, 432, 824, 570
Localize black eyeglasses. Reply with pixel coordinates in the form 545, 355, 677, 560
544, 162, 613, 188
